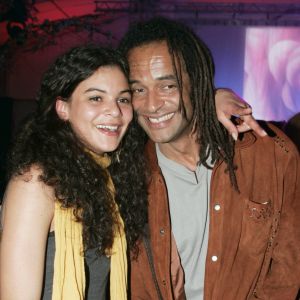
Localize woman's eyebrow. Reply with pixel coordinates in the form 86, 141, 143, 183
84, 88, 106, 93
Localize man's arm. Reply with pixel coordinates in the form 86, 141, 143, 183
215, 88, 267, 140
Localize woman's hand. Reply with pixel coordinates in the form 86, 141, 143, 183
215, 88, 267, 140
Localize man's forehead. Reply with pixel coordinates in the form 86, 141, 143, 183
129, 54, 171, 69
129, 41, 170, 58
127, 42, 178, 78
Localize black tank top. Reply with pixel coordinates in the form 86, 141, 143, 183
41, 232, 110, 300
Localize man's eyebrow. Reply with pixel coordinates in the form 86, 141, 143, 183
156, 75, 177, 81
129, 75, 177, 85
129, 79, 139, 85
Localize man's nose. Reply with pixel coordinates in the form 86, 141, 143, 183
144, 90, 165, 113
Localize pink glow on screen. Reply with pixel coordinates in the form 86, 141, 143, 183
243, 27, 300, 121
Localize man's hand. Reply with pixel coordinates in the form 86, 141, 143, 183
215, 88, 267, 140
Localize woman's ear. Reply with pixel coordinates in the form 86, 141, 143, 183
56, 98, 69, 121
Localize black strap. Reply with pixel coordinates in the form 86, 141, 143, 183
143, 225, 164, 300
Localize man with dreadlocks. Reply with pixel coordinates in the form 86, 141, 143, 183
119, 17, 300, 300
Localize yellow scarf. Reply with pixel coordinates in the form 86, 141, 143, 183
52, 154, 127, 299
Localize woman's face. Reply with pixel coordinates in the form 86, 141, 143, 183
56, 66, 133, 155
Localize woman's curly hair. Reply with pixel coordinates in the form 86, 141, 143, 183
6, 45, 148, 255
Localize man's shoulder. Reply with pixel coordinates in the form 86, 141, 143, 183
239, 121, 299, 159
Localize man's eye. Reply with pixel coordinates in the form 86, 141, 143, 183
163, 84, 177, 90
132, 88, 144, 94
89, 96, 102, 102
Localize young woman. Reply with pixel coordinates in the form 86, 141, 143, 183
0, 45, 148, 300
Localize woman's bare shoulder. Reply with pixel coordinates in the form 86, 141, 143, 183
1, 164, 55, 228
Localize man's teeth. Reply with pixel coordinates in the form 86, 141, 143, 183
96, 125, 118, 131
148, 113, 174, 123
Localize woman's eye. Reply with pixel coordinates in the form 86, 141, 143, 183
118, 97, 131, 104
89, 96, 102, 102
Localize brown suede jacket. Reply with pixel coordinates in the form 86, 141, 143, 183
130, 123, 300, 300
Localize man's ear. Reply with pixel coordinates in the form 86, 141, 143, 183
56, 98, 69, 120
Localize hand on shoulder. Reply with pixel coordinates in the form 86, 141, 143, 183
215, 88, 267, 140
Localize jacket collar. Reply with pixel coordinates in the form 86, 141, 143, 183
145, 140, 160, 173
144, 131, 257, 172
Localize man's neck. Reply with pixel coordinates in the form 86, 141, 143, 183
157, 134, 200, 171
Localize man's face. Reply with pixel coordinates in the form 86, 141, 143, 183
127, 41, 194, 144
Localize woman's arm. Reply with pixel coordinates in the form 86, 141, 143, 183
0, 167, 54, 300
215, 88, 267, 140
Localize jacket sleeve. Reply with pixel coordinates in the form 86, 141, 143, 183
254, 145, 300, 299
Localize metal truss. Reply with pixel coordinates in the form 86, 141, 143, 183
94, 1, 300, 26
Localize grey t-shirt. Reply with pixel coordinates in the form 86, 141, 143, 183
156, 145, 212, 300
